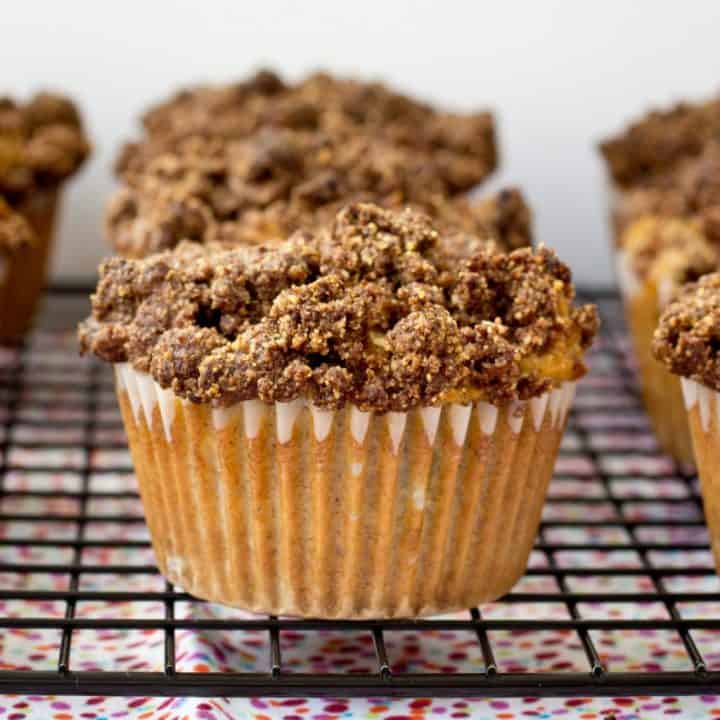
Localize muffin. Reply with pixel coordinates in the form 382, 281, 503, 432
654, 274, 720, 564
79, 203, 598, 618
600, 97, 720, 464
107, 69, 521, 258
615, 214, 719, 463
0, 92, 89, 342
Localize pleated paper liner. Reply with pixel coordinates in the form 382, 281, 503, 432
681, 378, 720, 570
615, 250, 695, 465
115, 364, 576, 619
0, 189, 60, 343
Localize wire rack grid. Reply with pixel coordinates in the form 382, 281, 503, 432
0, 291, 718, 697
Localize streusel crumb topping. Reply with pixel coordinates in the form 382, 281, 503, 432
601, 95, 720, 187
108, 70, 503, 258
620, 216, 719, 289
654, 272, 720, 391
613, 141, 720, 237
80, 203, 596, 411
108, 156, 532, 258
117, 69, 497, 192
0, 92, 89, 199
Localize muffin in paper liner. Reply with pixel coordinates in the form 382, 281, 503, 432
0, 190, 60, 343
615, 248, 694, 465
600, 99, 720, 465
0, 92, 89, 343
115, 364, 576, 619
680, 379, 720, 567
79, 203, 598, 617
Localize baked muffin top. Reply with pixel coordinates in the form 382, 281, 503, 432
108, 70, 502, 258
613, 141, 720, 236
0, 92, 90, 199
600, 94, 720, 187
654, 272, 720, 391
618, 215, 719, 292
80, 203, 597, 412
108, 154, 532, 258
117, 69, 496, 191
613, 139, 720, 296
0, 197, 34, 253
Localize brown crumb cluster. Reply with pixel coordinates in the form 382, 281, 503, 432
600, 95, 720, 187
118, 70, 497, 189
0, 197, 34, 252
620, 216, 720, 287
0, 92, 90, 200
108, 152, 531, 257
653, 272, 720, 391
107, 70, 504, 257
614, 141, 720, 239
80, 203, 597, 411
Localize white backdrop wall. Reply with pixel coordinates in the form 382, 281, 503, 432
4, 0, 720, 286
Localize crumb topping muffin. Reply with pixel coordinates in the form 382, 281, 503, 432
600, 94, 720, 188
81, 203, 597, 412
0, 92, 90, 200
653, 272, 720, 391
108, 70, 506, 257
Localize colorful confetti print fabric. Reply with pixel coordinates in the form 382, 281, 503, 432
2, 694, 720, 719
0, 301, 719, 718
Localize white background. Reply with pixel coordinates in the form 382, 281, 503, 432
4, 0, 720, 286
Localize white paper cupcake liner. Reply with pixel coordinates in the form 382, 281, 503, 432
115, 364, 575, 618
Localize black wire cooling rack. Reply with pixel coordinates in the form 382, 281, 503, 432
0, 290, 719, 697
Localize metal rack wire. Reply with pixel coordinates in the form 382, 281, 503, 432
0, 291, 718, 697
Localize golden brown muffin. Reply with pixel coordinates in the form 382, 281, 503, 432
600, 95, 720, 463
0, 91, 89, 343
615, 215, 719, 464
654, 274, 720, 564
81, 203, 596, 618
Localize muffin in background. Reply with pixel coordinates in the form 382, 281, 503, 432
654, 274, 720, 565
615, 215, 719, 463
107, 69, 522, 258
0, 92, 89, 343
600, 96, 720, 464
80, 202, 597, 619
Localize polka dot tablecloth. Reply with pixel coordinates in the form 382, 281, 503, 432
1, 694, 720, 719
1, 313, 720, 718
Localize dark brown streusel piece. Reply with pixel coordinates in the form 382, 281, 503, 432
80, 203, 597, 411
107, 127, 521, 257
107, 69, 505, 258
653, 273, 720, 392
600, 95, 720, 187
614, 141, 720, 245
0, 92, 89, 199
117, 69, 496, 190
